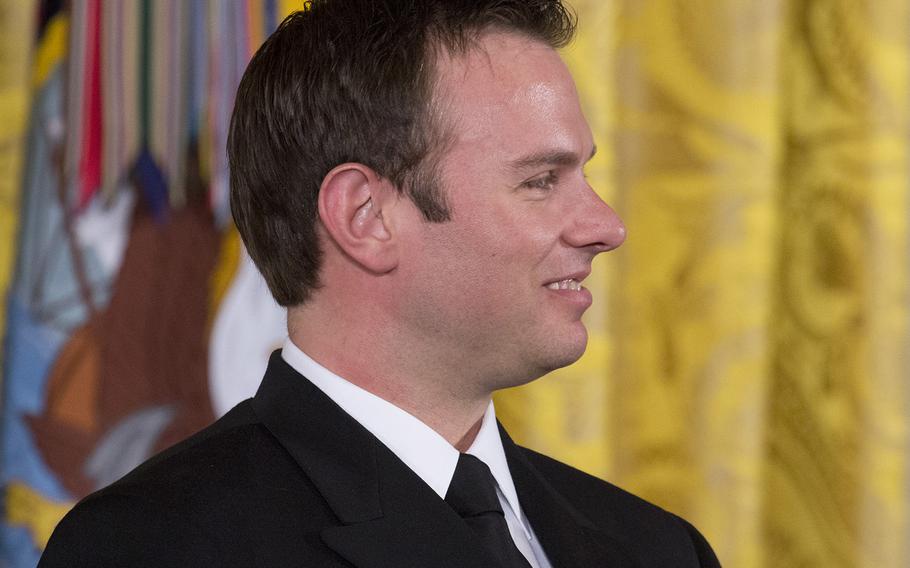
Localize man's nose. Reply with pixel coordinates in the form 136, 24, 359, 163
563, 185, 626, 253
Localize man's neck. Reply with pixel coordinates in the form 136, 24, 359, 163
454, 417, 484, 452
287, 311, 492, 449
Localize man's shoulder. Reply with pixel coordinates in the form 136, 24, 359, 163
116, 400, 265, 484
59, 400, 287, 515
518, 446, 665, 524
515, 445, 721, 567
516, 444, 663, 519
40, 401, 338, 567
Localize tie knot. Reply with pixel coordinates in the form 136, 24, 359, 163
445, 453, 503, 518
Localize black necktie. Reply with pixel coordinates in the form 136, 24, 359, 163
445, 453, 533, 568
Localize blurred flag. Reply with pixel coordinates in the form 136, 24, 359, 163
1, 2, 292, 565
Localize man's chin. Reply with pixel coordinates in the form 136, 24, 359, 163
487, 325, 589, 390
533, 327, 589, 377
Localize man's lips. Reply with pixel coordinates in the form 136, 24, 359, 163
543, 270, 591, 291
542, 271, 594, 310
545, 278, 583, 291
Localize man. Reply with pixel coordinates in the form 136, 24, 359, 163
41, 1, 721, 566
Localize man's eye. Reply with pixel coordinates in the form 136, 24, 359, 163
522, 172, 557, 191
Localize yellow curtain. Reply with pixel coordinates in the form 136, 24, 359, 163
0, 0, 37, 369
497, 1, 910, 567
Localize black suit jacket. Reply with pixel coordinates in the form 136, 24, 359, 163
40, 352, 721, 567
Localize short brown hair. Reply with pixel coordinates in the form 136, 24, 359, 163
228, 0, 576, 306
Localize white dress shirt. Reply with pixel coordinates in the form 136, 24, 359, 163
282, 339, 552, 568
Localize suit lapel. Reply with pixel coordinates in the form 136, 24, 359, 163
251, 353, 499, 568
321, 447, 503, 568
500, 425, 640, 568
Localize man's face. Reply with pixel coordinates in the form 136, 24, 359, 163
392, 31, 625, 393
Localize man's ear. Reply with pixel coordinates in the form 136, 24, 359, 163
317, 163, 398, 274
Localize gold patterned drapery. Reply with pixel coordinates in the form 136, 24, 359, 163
497, 1, 910, 567
0, 0, 37, 370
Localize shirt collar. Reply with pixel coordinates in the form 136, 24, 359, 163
280, 339, 533, 540
464, 399, 531, 539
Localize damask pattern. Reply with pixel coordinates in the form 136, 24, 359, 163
768, 1, 908, 566
497, 1, 909, 566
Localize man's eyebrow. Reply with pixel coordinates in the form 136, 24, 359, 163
508, 145, 598, 172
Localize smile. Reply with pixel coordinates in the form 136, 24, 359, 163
545, 279, 582, 291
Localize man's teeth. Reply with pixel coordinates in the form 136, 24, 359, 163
546, 279, 581, 291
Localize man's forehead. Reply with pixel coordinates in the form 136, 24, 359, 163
434, 31, 565, 90
432, 32, 579, 139
428, 31, 594, 188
